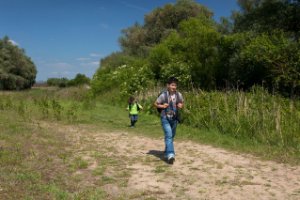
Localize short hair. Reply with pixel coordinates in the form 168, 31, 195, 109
128, 96, 135, 104
167, 76, 178, 85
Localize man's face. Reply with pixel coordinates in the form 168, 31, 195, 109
167, 82, 177, 92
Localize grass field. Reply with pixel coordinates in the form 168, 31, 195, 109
1, 87, 300, 199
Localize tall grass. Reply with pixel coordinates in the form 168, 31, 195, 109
181, 87, 300, 150
0, 87, 92, 123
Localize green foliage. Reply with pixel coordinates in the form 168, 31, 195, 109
92, 0, 300, 96
92, 58, 154, 96
0, 89, 87, 123
67, 73, 90, 86
149, 17, 221, 89
119, 23, 148, 57
119, 0, 213, 57
91, 68, 114, 94
92, 0, 300, 97
218, 17, 233, 34
178, 17, 221, 89
230, 31, 300, 95
47, 77, 69, 88
143, 0, 213, 45
182, 87, 300, 150
99, 51, 135, 70
47, 74, 90, 88
119, 62, 154, 96
234, 0, 300, 38
160, 61, 192, 88
148, 39, 173, 79
0, 36, 37, 90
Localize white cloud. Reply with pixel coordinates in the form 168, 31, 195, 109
121, 1, 147, 12
9, 39, 19, 46
79, 61, 99, 67
100, 23, 109, 30
51, 71, 72, 76
89, 53, 103, 58
61, 71, 71, 75
45, 62, 72, 70
76, 57, 91, 61
50, 71, 75, 78
89, 61, 99, 66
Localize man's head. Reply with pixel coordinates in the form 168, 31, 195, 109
167, 77, 178, 93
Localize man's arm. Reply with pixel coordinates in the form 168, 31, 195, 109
154, 101, 169, 109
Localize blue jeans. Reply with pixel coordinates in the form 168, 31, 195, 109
130, 114, 138, 126
161, 116, 177, 157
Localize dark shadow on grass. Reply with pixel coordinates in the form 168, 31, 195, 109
146, 150, 168, 163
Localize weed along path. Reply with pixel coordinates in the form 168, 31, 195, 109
38, 122, 300, 200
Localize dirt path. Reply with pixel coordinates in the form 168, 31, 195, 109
45, 122, 300, 200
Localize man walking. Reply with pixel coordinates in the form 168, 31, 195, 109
154, 77, 184, 164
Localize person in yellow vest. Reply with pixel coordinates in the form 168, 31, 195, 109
127, 96, 143, 127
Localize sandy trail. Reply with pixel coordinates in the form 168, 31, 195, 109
48, 123, 300, 200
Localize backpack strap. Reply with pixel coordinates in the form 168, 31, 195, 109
163, 91, 181, 105
163, 91, 168, 104
156, 91, 168, 114
129, 103, 132, 110
136, 102, 140, 111
175, 92, 181, 105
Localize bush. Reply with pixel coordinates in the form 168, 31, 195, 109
230, 31, 300, 96
92, 58, 154, 97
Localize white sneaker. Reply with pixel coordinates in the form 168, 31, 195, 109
167, 155, 175, 164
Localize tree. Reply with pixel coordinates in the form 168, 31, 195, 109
46, 77, 69, 88
119, 0, 213, 57
99, 52, 136, 70
149, 17, 221, 89
92, 0, 300, 97
0, 36, 37, 90
68, 73, 90, 86
233, 0, 300, 39
119, 23, 148, 57
229, 31, 300, 95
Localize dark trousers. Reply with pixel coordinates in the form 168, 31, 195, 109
130, 114, 138, 127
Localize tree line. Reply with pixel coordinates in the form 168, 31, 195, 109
92, 0, 300, 97
47, 73, 90, 88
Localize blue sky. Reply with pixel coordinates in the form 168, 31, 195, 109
0, 0, 239, 81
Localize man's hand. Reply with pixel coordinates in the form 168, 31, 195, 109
154, 102, 169, 109
162, 103, 169, 109
177, 103, 183, 109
